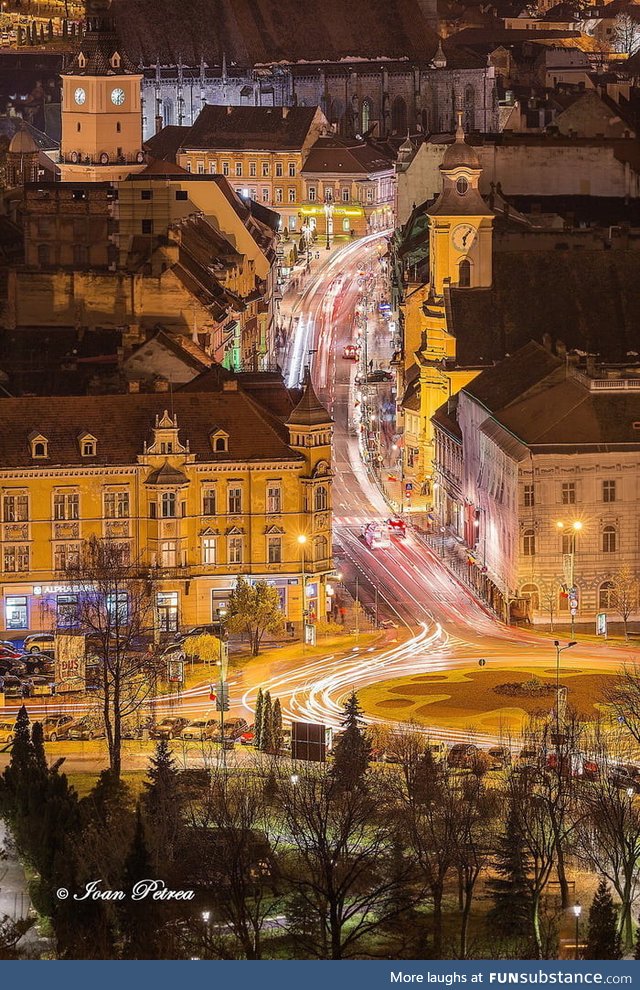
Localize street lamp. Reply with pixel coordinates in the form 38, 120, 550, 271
572, 902, 581, 960
553, 639, 577, 743
556, 520, 582, 638
217, 603, 229, 768
297, 534, 307, 644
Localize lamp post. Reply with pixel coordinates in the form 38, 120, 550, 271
553, 639, 577, 743
290, 772, 299, 820
323, 190, 333, 251
297, 534, 307, 646
556, 520, 582, 638
217, 603, 228, 768
572, 902, 582, 960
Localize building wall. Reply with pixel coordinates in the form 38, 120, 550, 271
300, 170, 396, 237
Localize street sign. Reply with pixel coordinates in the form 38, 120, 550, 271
570, 607, 578, 616
596, 612, 607, 636
478, 658, 486, 667
304, 622, 316, 646
405, 482, 413, 492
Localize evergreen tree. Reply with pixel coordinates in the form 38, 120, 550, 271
254, 687, 264, 749
62, 20, 68, 39
2, 706, 34, 816
120, 806, 163, 958
47, 18, 53, 40
585, 877, 622, 960
141, 739, 184, 871
272, 697, 283, 754
39, 24, 45, 43
261, 691, 274, 752
486, 804, 532, 938
331, 690, 371, 789
31, 721, 48, 775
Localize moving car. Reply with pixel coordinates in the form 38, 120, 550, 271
180, 718, 219, 741
239, 723, 256, 745
387, 517, 407, 538
40, 714, 75, 742
342, 343, 359, 360
0, 720, 16, 743
149, 716, 189, 740
23, 633, 55, 654
361, 521, 391, 550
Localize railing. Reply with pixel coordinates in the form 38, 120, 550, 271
570, 367, 640, 391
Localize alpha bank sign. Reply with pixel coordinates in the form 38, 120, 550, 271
33, 584, 87, 596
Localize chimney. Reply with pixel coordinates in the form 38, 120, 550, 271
226, 105, 233, 115
153, 377, 170, 392
128, 379, 141, 393
282, 106, 289, 119
223, 379, 238, 391
155, 115, 163, 134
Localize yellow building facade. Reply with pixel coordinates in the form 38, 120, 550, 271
0, 377, 333, 637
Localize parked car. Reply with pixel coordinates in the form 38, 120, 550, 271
609, 763, 640, 793
447, 743, 479, 769
23, 633, 55, 654
356, 369, 393, 385
0, 674, 27, 698
487, 746, 512, 769
174, 624, 222, 644
21, 654, 54, 676
40, 714, 75, 742
239, 723, 255, 745
0, 657, 26, 677
517, 747, 541, 768
211, 717, 249, 742
67, 716, 105, 741
181, 718, 219, 741
0, 720, 17, 743
0, 643, 24, 662
24, 675, 54, 697
149, 716, 189, 740
342, 343, 359, 361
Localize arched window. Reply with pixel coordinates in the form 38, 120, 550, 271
314, 535, 328, 562
314, 485, 328, 512
602, 525, 617, 553
32, 440, 47, 458
330, 98, 344, 132
361, 98, 371, 134
459, 258, 471, 287
599, 580, 615, 609
161, 491, 176, 518
456, 176, 469, 195
37, 243, 50, 267
215, 436, 227, 452
391, 96, 407, 134
521, 583, 540, 611
523, 528, 535, 556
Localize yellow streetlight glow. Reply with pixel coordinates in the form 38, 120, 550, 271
572, 520, 583, 531
297, 534, 307, 545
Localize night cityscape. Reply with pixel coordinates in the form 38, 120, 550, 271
1, 0, 640, 969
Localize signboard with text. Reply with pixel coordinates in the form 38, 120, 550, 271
55, 634, 86, 693
291, 720, 327, 762
596, 612, 607, 636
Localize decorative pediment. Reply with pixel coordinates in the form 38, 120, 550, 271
210, 428, 229, 453
144, 410, 189, 456
265, 524, 285, 535
313, 459, 331, 477
78, 432, 97, 456
28, 432, 48, 458
200, 526, 219, 537
226, 525, 244, 536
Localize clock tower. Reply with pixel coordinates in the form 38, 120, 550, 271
426, 113, 493, 296
59, 0, 145, 181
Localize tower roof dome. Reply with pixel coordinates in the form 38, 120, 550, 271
441, 112, 479, 170
8, 123, 38, 155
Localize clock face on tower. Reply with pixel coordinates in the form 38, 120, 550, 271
74, 87, 86, 105
110, 87, 126, 106
452, 224, 476, 253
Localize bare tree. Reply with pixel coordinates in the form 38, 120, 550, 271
453, 776, 498, 959
608, 567, 639, 640
606, 663, 640, 748
614, 12, 640, 56
276, 769, 416, 959
65, 537, 163, 778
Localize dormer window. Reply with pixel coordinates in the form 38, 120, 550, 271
79, 433, 97, 457
78, 53, 86, 69
111, 52, 121, 68
29, 433, 48, 459
456, 176, 469, 195
210, 429, 229, 454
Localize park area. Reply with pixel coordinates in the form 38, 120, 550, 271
358, 662, 618, 734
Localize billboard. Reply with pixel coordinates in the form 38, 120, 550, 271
291, 720, 327, 762
55, 634, 86, 693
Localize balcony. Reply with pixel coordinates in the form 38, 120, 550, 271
60, 151, 145, 167
148, 564, 191, 580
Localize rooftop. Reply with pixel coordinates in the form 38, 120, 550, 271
179, 105, 323, 152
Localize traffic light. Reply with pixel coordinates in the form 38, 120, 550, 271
215, 682, 229, 712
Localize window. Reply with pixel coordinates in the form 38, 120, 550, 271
141, 189, 153, 201
342, 187, 350, 202
228, 487, 242, 514
562, 482, 576, 505
458, 258, 471, 287
106, 591, 129, 625
523, 484, 535, 508
288, 187, 296, 202
599, 581, 615, 610
161, 541, 177, 567
267, 485, 282, 514
309, 186, 316, 202
73, 244, 88, 266
235, 161, 242, 177
209, 161, 217, 174
289, 216, 297, 230
456, 176, 469, 195
314, 534, 328, 561
5, 595, 28, 630
149, 501, 157, 519
142, 219, 154, 235
197, 162, 205, 174
54, 543, 80, 572
202, 538, 216, 565
54, 492, 79, 521
222, 162, 229, 176
37, 244, 50, 267
602, 525, 617, 553
228, 536, 243, 564
342, 219, 351, 232
3, 494, 28, 522
104, 491, 129, 519
4, 545, 29, 573
603, 480, 617, 503
275, 188, 283, 203
116, 121, 122, 133
523, 528, 536, 556
202, 489, 216, 516
288, 162, 296, 177
76, 122, 81, 132
185, 161, 192, 172
561, 532, 576, 555
275, 162, 283, 177
81, 439, 96, 456
161, 491, 176, 518
214, 436, 227, 452
314, 485, 328, 512
57, 594, 79, 628
262, 161, 269, 177
262, 188, 269, 203
175, 190, 188, 201
268, 536, 282, 564
366, 187, 373, 202
157, 591, 179, 632
520, 583, 540, 612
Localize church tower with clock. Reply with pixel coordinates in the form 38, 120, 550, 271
426, 113, 494, 295
59, 0, 145, 181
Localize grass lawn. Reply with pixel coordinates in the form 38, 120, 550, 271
359, 663, 617, 734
